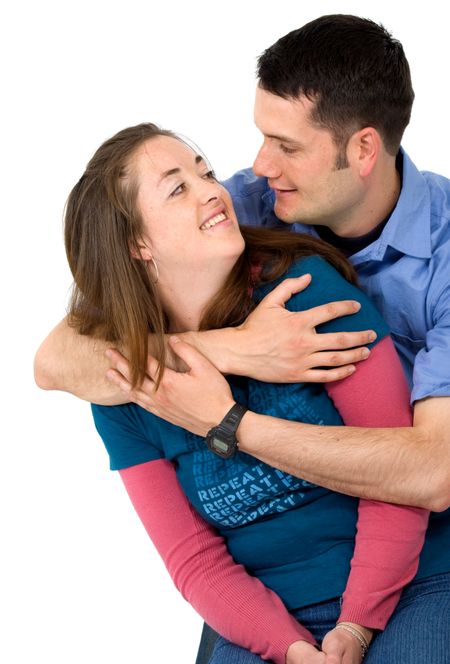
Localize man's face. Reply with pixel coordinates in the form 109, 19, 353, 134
253, 87, 363, 232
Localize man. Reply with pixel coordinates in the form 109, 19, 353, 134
35, 14, 450, 661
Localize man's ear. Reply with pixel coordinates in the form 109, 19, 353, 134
348, 127, 382, 178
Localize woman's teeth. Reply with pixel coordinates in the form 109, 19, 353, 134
201, 212, 226, 230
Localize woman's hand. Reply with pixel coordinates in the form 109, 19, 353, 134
321, 623, 372, 664
286, 640, 326, 664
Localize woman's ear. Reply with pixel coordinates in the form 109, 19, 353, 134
129, 240, 152, 261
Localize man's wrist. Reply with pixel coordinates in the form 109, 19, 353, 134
181, 328, 243, 375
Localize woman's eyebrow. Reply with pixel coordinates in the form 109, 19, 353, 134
158, 155, 206, 185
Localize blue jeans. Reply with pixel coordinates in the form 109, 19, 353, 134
206, 572, 450, 664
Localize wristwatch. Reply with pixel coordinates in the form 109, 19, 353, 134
205, 403, 248, 458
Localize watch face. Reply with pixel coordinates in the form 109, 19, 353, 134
206, 429, 236, 458
211, 436, 231, 456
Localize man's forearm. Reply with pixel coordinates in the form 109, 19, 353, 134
34, 318, 126, 405
237, 413, 449, 511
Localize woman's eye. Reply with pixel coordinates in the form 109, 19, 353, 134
203, 170, 217, 180
170, 183, 186, 197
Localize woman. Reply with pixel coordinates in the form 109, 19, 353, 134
64, 122, 428, 664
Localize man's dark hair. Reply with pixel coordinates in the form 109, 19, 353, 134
257, 14, 414, 156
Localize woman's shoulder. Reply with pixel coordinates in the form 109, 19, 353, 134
254, 255, 389, 344
254, 254, 349, 302
91, 402, 167, 471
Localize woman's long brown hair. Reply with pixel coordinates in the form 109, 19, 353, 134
65, 123, 357, 388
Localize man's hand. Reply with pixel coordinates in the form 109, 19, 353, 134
229, 274, 375, 383
286, 640, 326, 664
105, 337, 236, 436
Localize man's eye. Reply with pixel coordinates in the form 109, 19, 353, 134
203, 170, 217, 180
280, 144, 297, 155
170, 183, 186, 197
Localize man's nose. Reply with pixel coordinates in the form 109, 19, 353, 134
253, 144, 281, 179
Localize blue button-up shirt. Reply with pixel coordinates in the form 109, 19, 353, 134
223, 150, 450, 403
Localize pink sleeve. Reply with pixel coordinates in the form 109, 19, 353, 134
119, 458, 316, 663
326, 336, 429, 629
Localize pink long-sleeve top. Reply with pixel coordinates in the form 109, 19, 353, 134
119, 336, 429, 663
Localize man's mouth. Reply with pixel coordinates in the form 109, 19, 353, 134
200, 212, 227, 230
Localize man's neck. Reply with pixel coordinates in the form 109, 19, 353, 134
316, 152, 402, 251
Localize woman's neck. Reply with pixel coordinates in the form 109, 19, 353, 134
158, 265, 230, 333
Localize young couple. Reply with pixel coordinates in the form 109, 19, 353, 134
35, 15, 450, 664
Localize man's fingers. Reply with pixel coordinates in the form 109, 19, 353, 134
260, 274, 312, 307
303, 366, 357, 383
314, 347, 370, 367
308, 300, 366, 327
168, 336, 212, 372
314, 328, 376, 350
288, 347, 371, 383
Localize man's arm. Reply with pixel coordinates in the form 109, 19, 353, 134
238, 396, 450, 512
34, 318, 126, 405
34, 276, 373, 402
105, 338, 450, 512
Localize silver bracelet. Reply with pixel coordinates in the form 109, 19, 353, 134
334, 623, 369, 658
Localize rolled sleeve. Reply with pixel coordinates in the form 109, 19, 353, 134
412, 285, 450, 401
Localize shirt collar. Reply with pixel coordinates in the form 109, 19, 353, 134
374, 148, 432, 260
263, 148, 432, 261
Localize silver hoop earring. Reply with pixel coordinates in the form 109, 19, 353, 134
148, 256, 159, 285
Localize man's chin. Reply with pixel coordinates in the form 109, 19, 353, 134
274, 202, 301, 225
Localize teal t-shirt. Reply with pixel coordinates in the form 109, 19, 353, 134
92, 255, 390, 609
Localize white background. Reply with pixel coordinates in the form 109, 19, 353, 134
2, 1, 449, 662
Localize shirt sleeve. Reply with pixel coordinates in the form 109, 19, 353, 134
254, 255, 390, 347
326, 338, 429, 629
119, 459, 316, 663
412, 284, 450, 401
91, 403, 164, 470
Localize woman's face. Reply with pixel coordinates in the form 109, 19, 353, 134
132, 136, 245, 282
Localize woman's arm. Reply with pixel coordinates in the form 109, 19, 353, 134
119, 458, 317, 664
325, 336, 429, 630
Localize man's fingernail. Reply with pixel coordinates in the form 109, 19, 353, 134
105, 350, 112, 359
353, 301, 362, 311
170, 336, 180, 343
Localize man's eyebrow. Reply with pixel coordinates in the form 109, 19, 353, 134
158, 155, 205, 184
265, 133, 301, 144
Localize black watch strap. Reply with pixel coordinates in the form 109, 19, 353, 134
220, 403, 248, 434
205, 403, 248, 458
